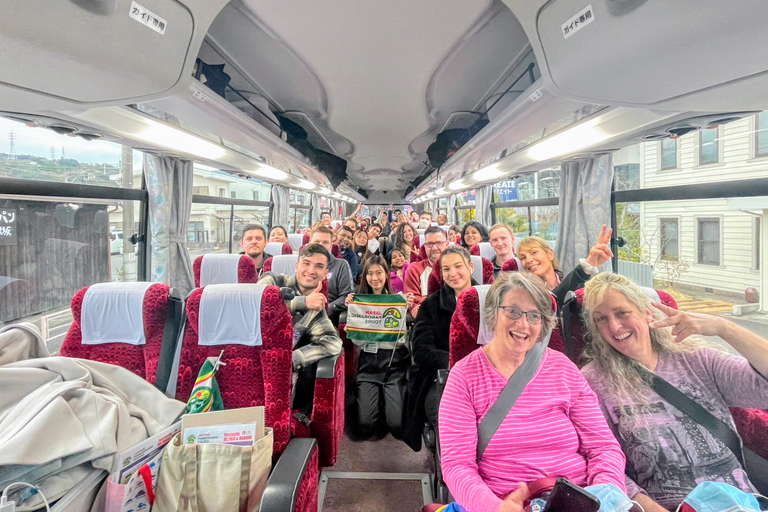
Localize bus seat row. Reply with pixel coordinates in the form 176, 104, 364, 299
426, 255, 495, 294
59, 280, 344, 504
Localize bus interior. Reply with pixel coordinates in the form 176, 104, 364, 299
2, 1, 768, 511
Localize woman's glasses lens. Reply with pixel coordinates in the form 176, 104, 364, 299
500, 306, 542, 324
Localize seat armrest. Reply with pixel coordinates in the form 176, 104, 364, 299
259, 438, 318, 512
316, 351, 342, 379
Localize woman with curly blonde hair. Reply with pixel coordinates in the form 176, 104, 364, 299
581, 272, 768, 512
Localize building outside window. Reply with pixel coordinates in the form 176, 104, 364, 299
660, 139, 677, 170
659, 217, 679, 259
696, 217, 721, 265
756, 111, 768, 158
699, 128, 720, 165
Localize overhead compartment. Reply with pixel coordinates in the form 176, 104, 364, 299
0, 0, 229, 110
534, 0, 768, 108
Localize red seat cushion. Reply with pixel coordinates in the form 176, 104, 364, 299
60, 283, 170, 384
176, 285, 294, 459
501, 259, 519, 272
449, 287, 482, 368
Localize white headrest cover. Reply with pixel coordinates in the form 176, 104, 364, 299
470, 255, 484, 284
200, 254, 241, 286
641, 287, 661, 303
199, 284, 266, 347
474, 285, 493, 345
416, 229, 426, 236
265, 242, 285, 256
287, 234, 304, 252
331, 220, 343, 228
478, 243, 496, 261
270, 254, 299, 276
420, 266, 433, 296
82, 282, 154, 345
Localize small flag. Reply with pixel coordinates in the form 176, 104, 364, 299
186, 351, 225, 414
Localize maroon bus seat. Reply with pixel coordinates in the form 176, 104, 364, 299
193, 254, 258, 287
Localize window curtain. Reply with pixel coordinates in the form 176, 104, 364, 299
311, 193, 320, 224
271, 184, 290, 227
556, 155, 614, 273
144, 154, 195, 295
448, 194, 458, 225
474, 185, 493, 227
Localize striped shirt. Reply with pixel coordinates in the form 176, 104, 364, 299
439, 347, 626, 512
257, 273, 342, 370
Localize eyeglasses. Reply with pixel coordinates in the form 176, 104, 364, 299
424, 241, 447, 248
498, 306, 542, 324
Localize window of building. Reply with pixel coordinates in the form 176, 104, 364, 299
699, 128, 720, 165
193, 186, 209, 196
696, 217, 721, 266
754, 216, 761, 270
659, 217, 679, 260
756, 112, 768, 158
187, 221, 205, 243
218, 187, 226, 197
660, 139, 677, 170
230, 191, 237, 199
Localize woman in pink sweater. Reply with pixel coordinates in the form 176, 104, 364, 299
439, 272, 626, 512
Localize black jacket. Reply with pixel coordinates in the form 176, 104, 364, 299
552, 265, 590, 308
403, 282, 463, 450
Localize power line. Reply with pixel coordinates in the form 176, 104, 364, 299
7, 131, 17, 161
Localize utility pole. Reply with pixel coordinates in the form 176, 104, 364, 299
121, 145, 137, 282
50, 146, 55, 160
7, 132, 17, 161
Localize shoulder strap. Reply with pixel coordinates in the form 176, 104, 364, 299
154, 288, 184, 394
477, 336, 549, 461
645, 371, 745, 467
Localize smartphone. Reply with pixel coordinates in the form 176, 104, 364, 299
542, 478, 601, 512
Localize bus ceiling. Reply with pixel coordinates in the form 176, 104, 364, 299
2, 1, 768, 197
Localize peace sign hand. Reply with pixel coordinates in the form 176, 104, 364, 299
649, 302, 726, 342
585, 224, 614, 268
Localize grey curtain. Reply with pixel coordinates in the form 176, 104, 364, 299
556, 155, 614, 273
474, 185, 493, 227
271, 185, 290, 227
311, 193, 321, 224
448, 194, 458, 225
144, 154, 195, 295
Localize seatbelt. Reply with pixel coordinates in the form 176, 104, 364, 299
476, 336, 549, 461
643, 370, 745, 465
561, 291, 577, 362
154, 288, 184, 394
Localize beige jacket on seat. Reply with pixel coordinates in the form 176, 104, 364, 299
0, 356, 185, 510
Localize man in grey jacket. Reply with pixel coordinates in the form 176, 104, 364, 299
310, 225, 354, 324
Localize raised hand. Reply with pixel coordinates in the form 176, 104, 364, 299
305, 282, 328, 311
585, 225, 614, 268
649, 302, 726, 342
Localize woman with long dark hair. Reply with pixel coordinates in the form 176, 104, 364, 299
345, 255, 414, 438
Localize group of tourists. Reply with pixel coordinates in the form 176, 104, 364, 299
236, 205, 768, 512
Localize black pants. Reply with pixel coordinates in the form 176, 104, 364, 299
424, 381, 440, 429
355, 347, 409, 438
292, 362, 318, 415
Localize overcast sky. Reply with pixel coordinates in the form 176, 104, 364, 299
0, 117, 124, 165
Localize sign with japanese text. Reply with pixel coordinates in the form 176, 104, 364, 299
129, 1, 167, 35
0, 209, 17, 246
496, 180, 519, 202
562, 5, 594, 39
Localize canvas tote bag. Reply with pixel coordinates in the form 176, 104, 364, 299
153, 428, 273, 512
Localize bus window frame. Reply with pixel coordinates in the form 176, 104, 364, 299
190, 194, 272, 253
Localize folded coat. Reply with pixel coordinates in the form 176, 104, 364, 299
0, 356, 185, 510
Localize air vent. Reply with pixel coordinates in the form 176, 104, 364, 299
706, 117, 743, 127
2, 114, 35, 125
47, 125, 77, 135
77, 132, 103, 141
642, 133, 669, 141
667, 126, 699, 138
